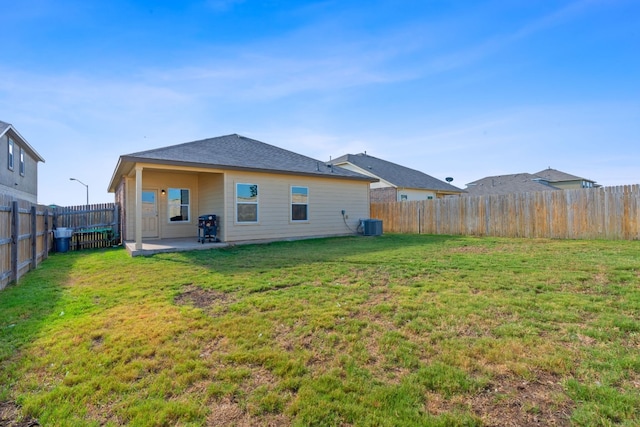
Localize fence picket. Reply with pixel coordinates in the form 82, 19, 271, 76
53, 203, 120, 250
371, 185, 640, 241
0, 200, 121, 290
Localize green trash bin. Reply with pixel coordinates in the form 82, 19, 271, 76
54, 228, 73, 253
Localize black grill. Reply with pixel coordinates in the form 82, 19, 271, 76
198, 214, 219, 243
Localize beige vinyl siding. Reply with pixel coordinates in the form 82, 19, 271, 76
197, 173, 225, 240
397, 188, 436, 201
123, 177, 134, 240
123, 170, 201, 240
550, 181, 583, 190
121, 164, 370, 242
223, 171, 370, 242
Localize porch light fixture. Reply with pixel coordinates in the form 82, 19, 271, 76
161, 189, 166, 195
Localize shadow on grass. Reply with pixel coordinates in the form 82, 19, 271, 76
0, 252, 75, 408
145, 233, 469, 289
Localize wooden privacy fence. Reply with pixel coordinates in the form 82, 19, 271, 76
0, 195, 53, 290
0, 200, 121, 290
53, 203, 120, 250
371, 185, 640, 240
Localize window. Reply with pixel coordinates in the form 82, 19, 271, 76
236, 183, 258, 222
291, 186, 308, 221
8, 138, 14, 170
400, 194, 408, 201
19, 148, 25, 176
168, 188, 190, 222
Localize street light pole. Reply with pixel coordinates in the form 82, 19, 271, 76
70, 178, 89, 206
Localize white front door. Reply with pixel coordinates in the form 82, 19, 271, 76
142, 190, 159, 238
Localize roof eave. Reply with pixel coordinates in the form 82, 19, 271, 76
0, 124, 45, 163
107, 156, 378, 192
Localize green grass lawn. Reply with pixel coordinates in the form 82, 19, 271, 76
1, 234, 639, 426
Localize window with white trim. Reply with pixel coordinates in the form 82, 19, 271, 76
19, 148, 25, 176
8, 138, 14, 170
291, 186, 308, 221
168, 188, 190, 222
236, 183, 258, 222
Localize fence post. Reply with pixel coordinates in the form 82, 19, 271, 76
44, 208, 49, 259
11, 201, 18, 283
31, 205, 37, 269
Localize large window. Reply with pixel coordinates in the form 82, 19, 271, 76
291, 186, 308, 221
8, 138, 14, 170
236, 183, 258, 222
168, 188, 190, 222
19, 148, 25, 176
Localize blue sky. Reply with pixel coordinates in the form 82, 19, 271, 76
2, 0, 638, 206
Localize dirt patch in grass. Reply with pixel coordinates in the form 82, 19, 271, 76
207, 397, 290, 427
0, 401, 39, 427
174, 284, 233, 314
427, 372, 573, 426
206, 366, 291, 426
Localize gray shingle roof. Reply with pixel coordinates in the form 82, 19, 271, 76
0, 120, 10, 135
332, 153, 463, 192
121, 134, 374, 180
533, 168, 592, 183
464, 173, 560, 196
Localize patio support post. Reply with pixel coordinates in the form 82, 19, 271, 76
135, 165, 143, 250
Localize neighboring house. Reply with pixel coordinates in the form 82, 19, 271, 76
0, 120, 45, 203
107, 134, 377, 250
532, 167, 599, 189
331, 153, 464, 202
465, 168, 599, 196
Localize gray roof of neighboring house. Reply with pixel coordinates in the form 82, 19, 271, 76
109, 134, 375, 192
464, 173, 560, 196
0, 120, 45, 162
332, 153, 464, 193
533, 168, 593, 183
0, 120, 9, 135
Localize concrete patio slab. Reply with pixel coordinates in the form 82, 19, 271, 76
124, 238, 228, 256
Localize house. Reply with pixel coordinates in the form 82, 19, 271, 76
0, 120, 45, 203
532, 168, 599, 189
107, 134, 377, 251
464, 173, 560, 196
331, 153, 464, 202
464, 168, 599, 196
